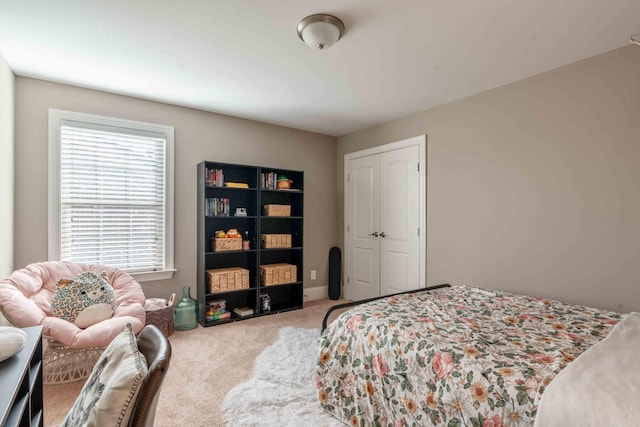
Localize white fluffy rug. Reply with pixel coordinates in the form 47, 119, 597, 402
223, 327, 345, 426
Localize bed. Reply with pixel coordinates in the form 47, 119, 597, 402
316, 285, 640, 426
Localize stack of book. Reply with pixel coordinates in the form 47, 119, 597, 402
224, 182, 249, 188
208, 311, 231, 321
233, 306, 254, 317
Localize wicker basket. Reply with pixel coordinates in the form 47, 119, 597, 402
43, 340, 105, 384
145, 305, 175, 337
261, 233, 292, 248
260, 263, 297, 286
207, 267, 250, 292
212, 237, 243, 251
263, 204, 291, 217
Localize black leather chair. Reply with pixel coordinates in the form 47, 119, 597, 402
128, 324, 172, 427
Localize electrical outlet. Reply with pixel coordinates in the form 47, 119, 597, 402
311, 270, 317, 280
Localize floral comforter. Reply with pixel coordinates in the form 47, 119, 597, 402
316, 286, 623, 427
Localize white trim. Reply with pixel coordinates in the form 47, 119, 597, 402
48, 109, 175, 282
304, 285, 329, 301
132, 269, 177, 283
344, 135, 425, 159
343, 135, 427, 300
48, 112, 62, 264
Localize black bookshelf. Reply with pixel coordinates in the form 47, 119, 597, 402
197, 161, 304, 326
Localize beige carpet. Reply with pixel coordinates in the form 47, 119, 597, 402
44, 298, 344, 427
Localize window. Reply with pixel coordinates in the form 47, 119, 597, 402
48, 109, 175, 281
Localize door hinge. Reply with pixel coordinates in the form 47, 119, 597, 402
347, 276, 350, 284
417, 163, 420, 172
347, 173, 350, 182
347, 225, 350, 233
418, 227, 420, 236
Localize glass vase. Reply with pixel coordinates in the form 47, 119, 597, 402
174, 286, 198, 331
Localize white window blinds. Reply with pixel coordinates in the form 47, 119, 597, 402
49, 110, 175, 280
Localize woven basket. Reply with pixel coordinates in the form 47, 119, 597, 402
263, 204, 291, 217
261, 234, 292, 248
260, 263, 297, 286
145, 305, 175, 337
207, 267, 250, 293
212, 237, 243, 251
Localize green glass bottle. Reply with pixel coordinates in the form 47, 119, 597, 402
174, 286, 198, 331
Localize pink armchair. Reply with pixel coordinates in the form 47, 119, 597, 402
0, 261, 146, 383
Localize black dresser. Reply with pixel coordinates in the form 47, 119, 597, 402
0, 325, 43, 427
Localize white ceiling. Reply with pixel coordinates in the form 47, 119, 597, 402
0, 1, 638, 137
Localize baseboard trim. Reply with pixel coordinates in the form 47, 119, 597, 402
304, 286, 328, 301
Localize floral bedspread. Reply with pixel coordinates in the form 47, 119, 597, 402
316, 286, 623, 427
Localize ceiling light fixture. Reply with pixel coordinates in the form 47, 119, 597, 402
297, 14, 345, 50
630, 35, 640, 46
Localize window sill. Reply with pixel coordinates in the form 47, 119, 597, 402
131, 269, 176, 282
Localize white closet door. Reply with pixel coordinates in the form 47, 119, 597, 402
379, 145, 420, 295
345, 141, 422, 301
346, 154, 380, 301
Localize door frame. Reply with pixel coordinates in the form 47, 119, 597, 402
344, 135, 427, 300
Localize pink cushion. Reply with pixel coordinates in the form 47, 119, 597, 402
0, 261, 145, 348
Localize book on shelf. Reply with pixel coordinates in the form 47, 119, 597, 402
207, 311, 231, 321
260, 171, 278, 190
224, 182, 249, 188
233, 306, 254, 317
206, 168, 225, 187
205, 197, 230, 216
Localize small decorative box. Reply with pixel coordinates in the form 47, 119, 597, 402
207, 299, 226, 315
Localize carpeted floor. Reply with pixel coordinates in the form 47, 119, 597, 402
43, 298, 344, 427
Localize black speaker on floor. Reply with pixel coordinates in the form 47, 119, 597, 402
328, 246, 342, 300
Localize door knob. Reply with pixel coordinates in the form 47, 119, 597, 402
369, 232, 379, 237
379, 232, 386, 238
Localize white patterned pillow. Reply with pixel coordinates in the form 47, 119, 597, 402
60, 323, 148, 427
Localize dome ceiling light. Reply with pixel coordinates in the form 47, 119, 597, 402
297, 13, 345, 50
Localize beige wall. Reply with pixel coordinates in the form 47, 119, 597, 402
0, 51, 15, 279
14, 78, 338, 299
338, 45, 640, 312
